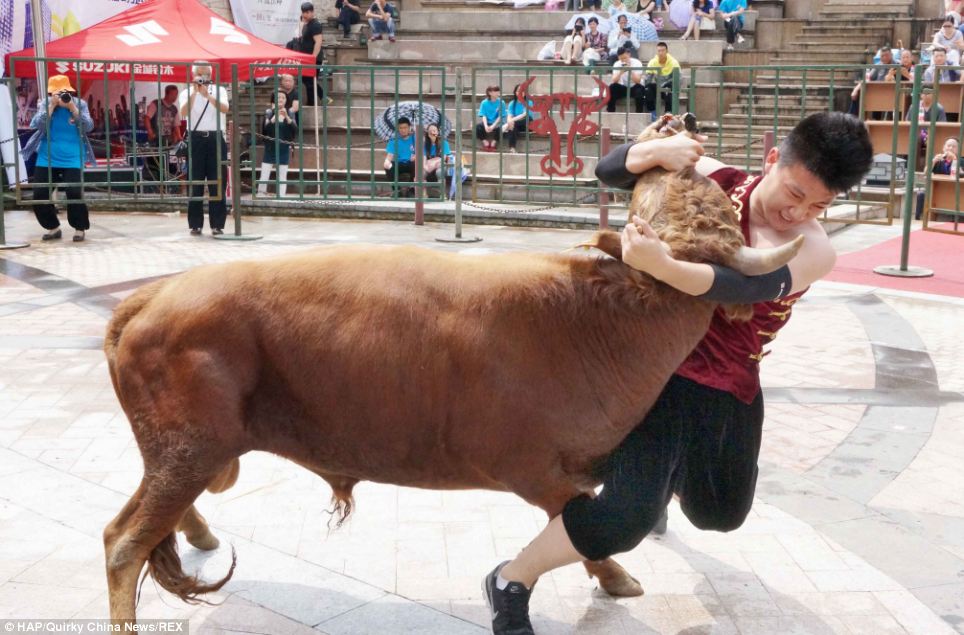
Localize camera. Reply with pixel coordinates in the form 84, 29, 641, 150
574, 24, 584, 33
58, 90, 72, 103
193, 77, 213, 86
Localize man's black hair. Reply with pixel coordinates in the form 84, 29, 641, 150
617, 44, 633, 56
397, 116, 411, 126
656, 41, 669, 49
778, 112, 873, 193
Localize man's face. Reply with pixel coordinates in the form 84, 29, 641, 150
618, 52, 631, 65
398, 123, 411, 137
163, 88, 178, 103
618, 16, 627, 29
935, 50, 947, 66
901, 50, 913, 66
880, 49, 893, 64
281, 75, 295, 91
922, 92, 934, 107
944, 138, 959, 155
302, 9, 314, 19
758, 149, 837, 231
657, 45, 668, 61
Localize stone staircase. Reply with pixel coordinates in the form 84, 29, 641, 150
703, 0, 913, 169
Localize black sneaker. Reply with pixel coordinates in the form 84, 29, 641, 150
483, 561, 534, 635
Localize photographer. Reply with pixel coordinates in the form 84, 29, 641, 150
143, 84, 182, 192
561, 18, 586, 65
608, 16, 639, 62
22, 74, 95, 242
178, 62, 231, 236
258, 90, 298, 198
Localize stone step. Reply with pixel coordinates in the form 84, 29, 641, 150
287, 146, 603, 178
727, 105, 828, 117
399, 10, 758, 34
367, 38, 726, 66
792, 40, 883, 49
328, 69, 617, 95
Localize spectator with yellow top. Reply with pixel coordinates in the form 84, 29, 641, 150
644, 41, 680, 116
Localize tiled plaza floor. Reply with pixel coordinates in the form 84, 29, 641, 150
0, 210, 962, 634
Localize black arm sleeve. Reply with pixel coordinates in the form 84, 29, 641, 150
594, 142, 638, 191
697, 264, 793, 304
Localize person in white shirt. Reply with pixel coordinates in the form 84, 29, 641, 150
608, 16, 640, 62
607, 46, 646, 113
178, 61, 231, 236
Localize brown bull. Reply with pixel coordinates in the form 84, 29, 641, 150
103, 116, 802, 623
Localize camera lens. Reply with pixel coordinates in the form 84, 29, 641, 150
60, 92, 71, 103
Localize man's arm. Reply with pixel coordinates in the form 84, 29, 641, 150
144, 102, 157, 138
595, 130, 707, 190
620, 216, 834, 299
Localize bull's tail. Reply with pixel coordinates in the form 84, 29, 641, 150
141, 533, 237, 606
104, 278, 170, 384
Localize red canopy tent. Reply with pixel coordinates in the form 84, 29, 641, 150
4, 0, 316, 83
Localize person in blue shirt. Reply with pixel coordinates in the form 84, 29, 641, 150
422, 123, 454, 196
717, 0, 747, 50
476, 86, 507, 152
383, 116, 416, 197
24, 74, 95, 242
503, 84, 531, 153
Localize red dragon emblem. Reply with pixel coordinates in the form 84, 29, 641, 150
517, 75, 610, 178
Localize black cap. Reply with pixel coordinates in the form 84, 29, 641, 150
301, 2, 314, 11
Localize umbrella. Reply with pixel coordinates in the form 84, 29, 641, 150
373, 102, 453, 141
565, 12, 612, 35
610, 11, 658, 43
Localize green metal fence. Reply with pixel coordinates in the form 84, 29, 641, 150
4, 56, 957, 239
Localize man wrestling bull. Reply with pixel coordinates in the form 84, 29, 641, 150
484, 112, 873, 635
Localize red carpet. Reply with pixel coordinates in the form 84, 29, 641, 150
825, 225, 964, 298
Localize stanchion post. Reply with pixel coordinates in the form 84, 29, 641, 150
215, 63, 262, 241
0, 77, 28, 250
598, 127, 611, 229
414, 125, 424, 225
436, 68, 480, 243
874, 66, 932, 278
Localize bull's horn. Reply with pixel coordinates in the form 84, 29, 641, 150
724, 234, 805, 276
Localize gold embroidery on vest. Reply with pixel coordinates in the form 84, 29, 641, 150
767, 309, 792, 321
728, 174, 755, 223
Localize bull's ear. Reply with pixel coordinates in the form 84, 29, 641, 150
575, 230, 622, 260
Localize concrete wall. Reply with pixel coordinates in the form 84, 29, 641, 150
754, 19, 806, 51
784, 0, 831, 20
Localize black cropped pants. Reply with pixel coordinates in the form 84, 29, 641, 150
562, 374, 764, 562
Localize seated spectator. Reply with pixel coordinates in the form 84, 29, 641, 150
583, 17, 609, 65
637, 0, 658, 20
848, 45, 898, 117
366, 0, 396, 42
561, 18, 586, 65
423, 123, 454, 196
680, 0, 714, 41
503, 84, 531, 153
645, 41, 681, 115
477, 85, 507, 152
335, 0, 362, 38
258, 90, 297, 197
896, 48, 916, 82
907, 89, 947, 122
923, 46, 961, 83
383, 116, 416, 197
717, 0, 747, 50
933, 19, 964, 65
607, 45, 646, 114
916, 137, 961, 219
608, 16, 640, 61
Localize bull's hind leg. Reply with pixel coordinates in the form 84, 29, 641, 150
583, 558, 643, 597
104, 456, 238, 622
176, 458, 242, 551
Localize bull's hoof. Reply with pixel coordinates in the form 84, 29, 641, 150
598, 571, 644, 597
184, 528, 220, 551
585, 559, 645, 597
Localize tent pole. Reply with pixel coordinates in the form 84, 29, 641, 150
29, 0, 47, 90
